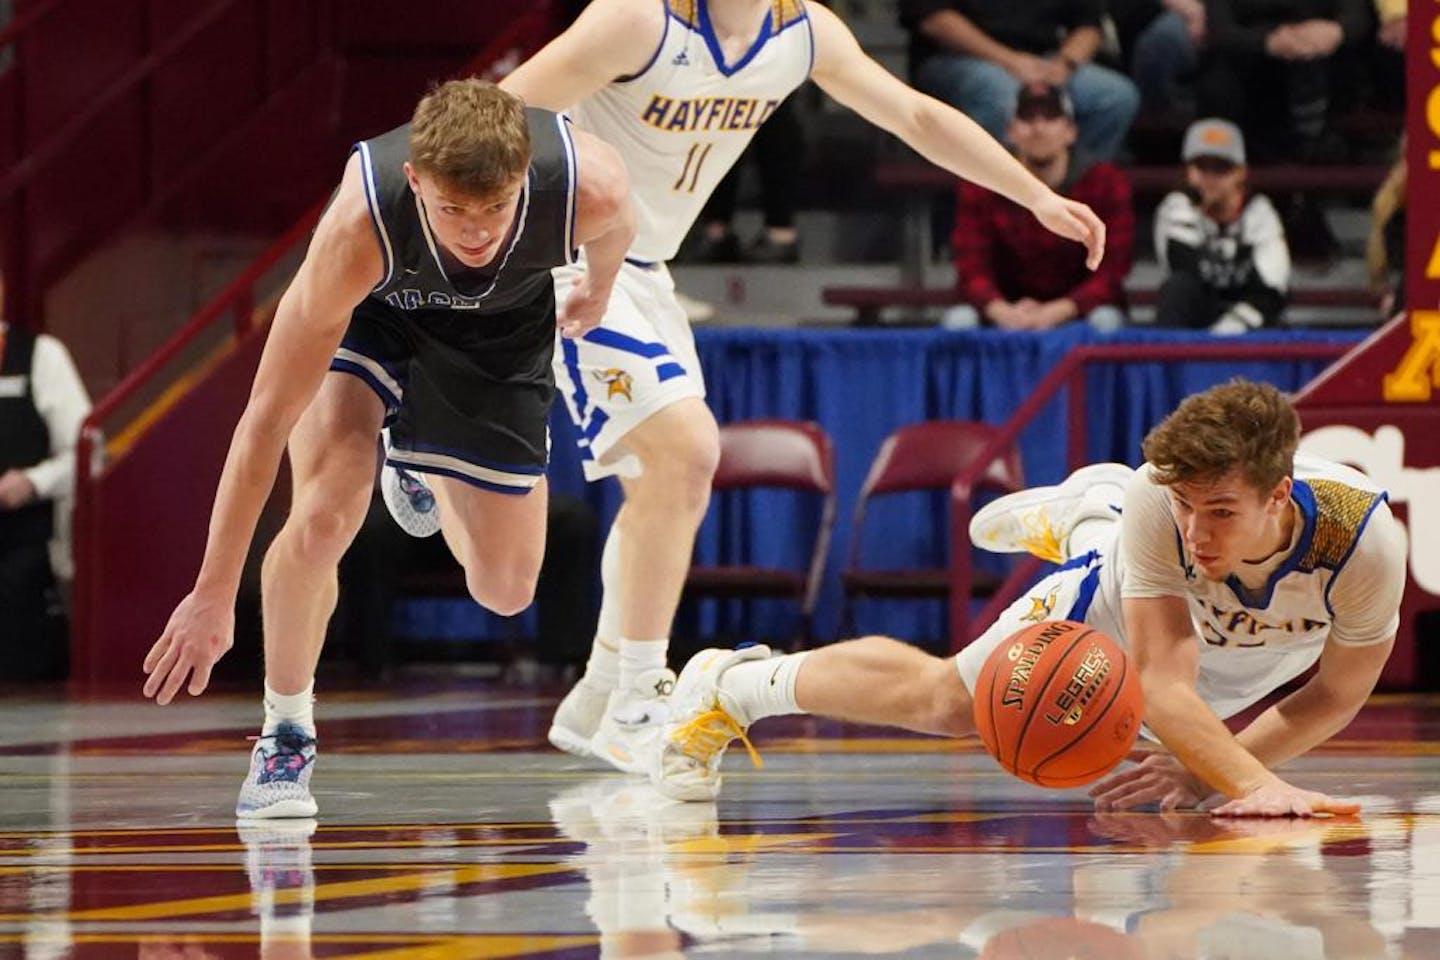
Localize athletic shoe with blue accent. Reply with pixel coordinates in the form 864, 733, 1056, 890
651, 645, 770, 802
968, 463, 1133, 564
236, 723, 319, 819
380, 429, 440, 538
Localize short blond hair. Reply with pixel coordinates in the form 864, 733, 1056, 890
1141, 379, 1300, 493
409, 79, 530, 198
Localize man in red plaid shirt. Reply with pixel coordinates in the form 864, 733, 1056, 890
946, 84, 1134, 332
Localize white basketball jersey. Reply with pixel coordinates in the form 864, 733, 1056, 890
1155, 454, 1391, 717
566, 0, 813, 262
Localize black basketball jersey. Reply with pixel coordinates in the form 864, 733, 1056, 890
352, 108, 578, 320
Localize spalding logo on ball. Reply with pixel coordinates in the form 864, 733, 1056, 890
973, 620, 1143, 787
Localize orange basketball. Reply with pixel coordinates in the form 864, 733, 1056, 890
979, 918, 1145, 960
972, 619, 1142, 788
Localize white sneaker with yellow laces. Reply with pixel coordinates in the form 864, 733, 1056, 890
651, 645, 770, 802
968, 463, 1133, 564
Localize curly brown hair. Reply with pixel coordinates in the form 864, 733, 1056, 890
1141, 379, 1300, 493
409, 79, 530, 198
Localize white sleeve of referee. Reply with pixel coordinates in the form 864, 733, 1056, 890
22, 333, 92, 502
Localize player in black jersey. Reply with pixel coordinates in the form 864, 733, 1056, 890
141, 79, 635, 819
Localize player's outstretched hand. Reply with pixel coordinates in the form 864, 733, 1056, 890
558, 273, 609, 339
1089, 752, 1213, 812
142, 591, 234, 705
1211, 777, 1361, 818
1030, 192, 1106, 271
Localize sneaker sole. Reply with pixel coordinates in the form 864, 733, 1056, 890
236, 797, 319, 820
652, 775, 720, 803
593, 744, 648, 776
547, 724, 595, 760
970, 463, 1132, 554
381, 464, 441, 538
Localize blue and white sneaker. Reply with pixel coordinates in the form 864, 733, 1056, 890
380, 429, 440, 538
236, 723, 318, 819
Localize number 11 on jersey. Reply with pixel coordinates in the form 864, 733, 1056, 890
674, 142, 713, 193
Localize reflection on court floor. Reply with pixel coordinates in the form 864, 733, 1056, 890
3, 686, 1440, 958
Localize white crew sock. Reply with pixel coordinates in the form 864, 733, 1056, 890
718, 651, 810, 726
581, 641, 620, 693
262, 681, 315, 737
618, 638, 668, 690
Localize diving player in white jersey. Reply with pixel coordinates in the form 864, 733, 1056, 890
649, 380, 1408, 816
465, 0, 1108, 774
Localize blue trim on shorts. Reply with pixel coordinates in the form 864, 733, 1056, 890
583, 327, 672, 359
330, 358, 400, 412
388, 461, 537, 496
581, 408, 611, 442
399, 440, 546, 476
560, 338, 592, 412
625, 256, 659, 269
1064, 563, 1103, 623
1055, 548, 1100, 574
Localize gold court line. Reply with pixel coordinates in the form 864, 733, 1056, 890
0, 862, 577, 922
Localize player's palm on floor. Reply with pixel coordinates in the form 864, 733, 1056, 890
1211, 779, 1361, 818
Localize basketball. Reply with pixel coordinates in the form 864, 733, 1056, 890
972, 620, 1142, 788
979, 918, 1145, 960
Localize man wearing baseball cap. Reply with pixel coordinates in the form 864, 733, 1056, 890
1152, 118, 1291, 334
947, 84, 1134, 332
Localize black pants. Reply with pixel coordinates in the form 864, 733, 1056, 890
702, 97, 803, 231
1154, 269, 1226, 329
0, 542, 62, 679
1196, 50, 1335, 161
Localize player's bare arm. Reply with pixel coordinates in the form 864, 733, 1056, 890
558, 130, 636, 338
1097, 595, 1361, 817
142, 155, 382, 705
805, 4, 1105, 270
500, 0, 664, 111
1232, 636, 1393, 771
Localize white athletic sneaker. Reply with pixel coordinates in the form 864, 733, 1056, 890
590, 667, 677, 775
380, 430, 440, 538
548, 680, 611, 760
236, 723, 319, 819
651, 645, 771, 802
969, 463, 1134, 564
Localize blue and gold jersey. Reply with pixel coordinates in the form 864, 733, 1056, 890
1119, 454, 1404, 720
566, 0, 812, 262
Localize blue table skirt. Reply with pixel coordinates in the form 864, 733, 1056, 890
395, 325, 1367, 648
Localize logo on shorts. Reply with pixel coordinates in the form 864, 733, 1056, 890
593, 368, 634, 402
1020, 589, 1059, 623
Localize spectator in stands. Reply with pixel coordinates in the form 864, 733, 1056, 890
693, 97, 804, 264
0, 272, 91, 679
899, 0, 1139, 161
1197, 0, 1372, 162
1367, 139, 1405, 318
1108, 0, 1204, 116
1153, 119, 1290, 334
945, 85, 1133, 332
